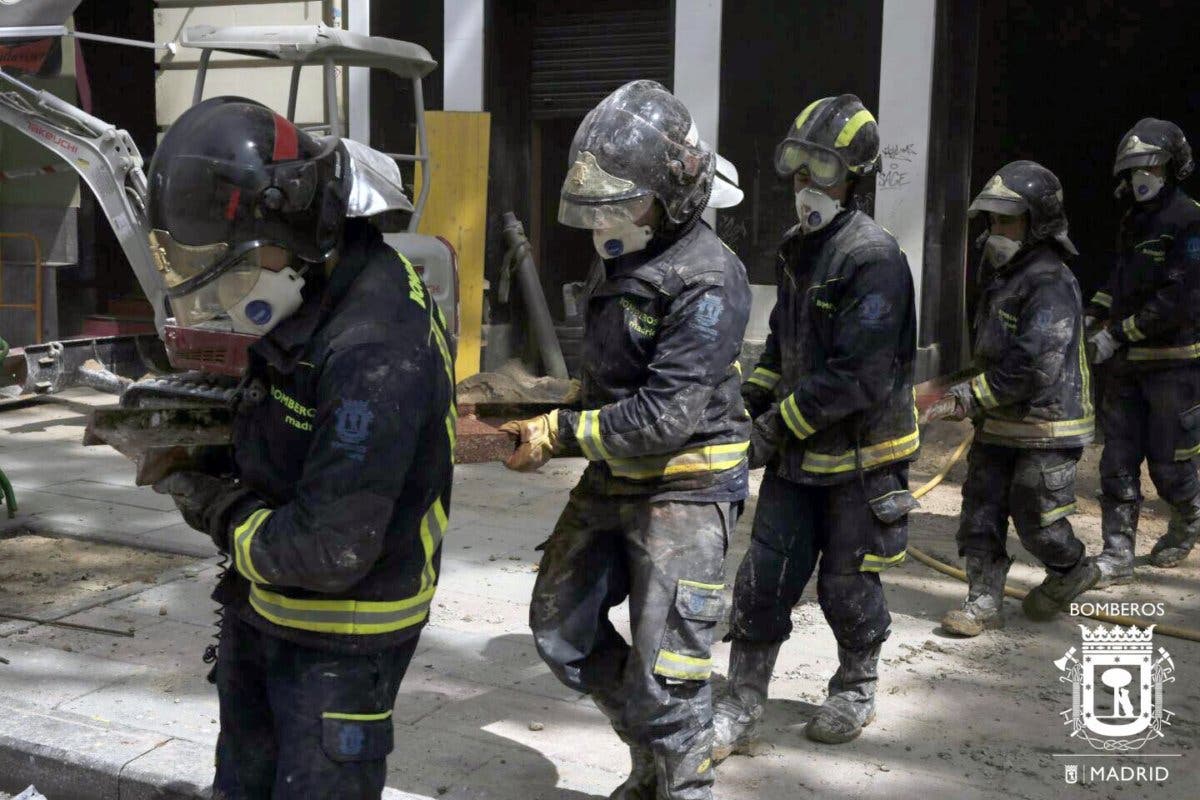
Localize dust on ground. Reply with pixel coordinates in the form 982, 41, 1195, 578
0, 532, 190, 617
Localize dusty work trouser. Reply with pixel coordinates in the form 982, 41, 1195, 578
957, 442, 1086, 572
530, 488, 734, 800
727, 466, 910, 652
1099, 367, 1200, 518
212, 611, 418, 800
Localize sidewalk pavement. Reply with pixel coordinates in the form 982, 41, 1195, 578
0, 393, 1197, 799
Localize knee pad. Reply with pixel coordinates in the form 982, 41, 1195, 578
1147, 461, 1200, 507
816, 572, 890, 651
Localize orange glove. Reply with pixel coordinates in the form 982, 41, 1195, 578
499, 409, 560, 472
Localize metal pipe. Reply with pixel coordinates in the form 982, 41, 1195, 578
323, 55, 341, 138
410, 76, 430, 231
192, 50, 212, 106
500, 213, 568, 380
71, 31, 174, 52
287, 64, 302, 121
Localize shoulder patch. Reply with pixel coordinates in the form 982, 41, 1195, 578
858, 292, 893, 328
690, 293, 725, 341
333, 399, 374, 461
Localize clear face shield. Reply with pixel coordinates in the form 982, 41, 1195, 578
150, 230, 305, 334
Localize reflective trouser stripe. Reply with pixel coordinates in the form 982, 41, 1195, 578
575, 409, 611, 462
607, 442, 748, 480
1122, 316, 1146, 342
430, 320, 458, 455
418, 499, 448, 593
234, 508, 272, 584
802, 429, 920, 475
322, 711, 392, 721
860, 550, 907, 572
1040, 503, 1076, 527
653, 649, 713, 681
980, 415, 1094, 441
1128, 342, 1200, 361
780, 394, 816, 439
1175, 442, 1200, 461
746, 367, 781, 391
1091, 292, 1112, 309
970, 374, 999, 409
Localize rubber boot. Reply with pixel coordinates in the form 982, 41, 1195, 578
594, 696, 656, 800
941, 554, 1012, 637
1022, 558, 1100, 621
655, 728, 715, 800
1149, 498, 1200, 568
711, 640, 781, 762
1094, 497, 1139, 588
804, 642, 881, 745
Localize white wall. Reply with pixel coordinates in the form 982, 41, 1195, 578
443, 0, 484, 112
873, 0, 937, 330
672, 0, 723, 225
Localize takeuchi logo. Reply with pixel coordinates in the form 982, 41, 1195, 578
1056, 625, 1175, 751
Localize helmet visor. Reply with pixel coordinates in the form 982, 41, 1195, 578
773, 139, 848, 186
558, 194, 654, 230
1113, 150, 1169, 175
968, 195, 1029, 219
163, 243, 293, 327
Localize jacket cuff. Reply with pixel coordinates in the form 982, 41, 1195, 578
555, 408, 579, 453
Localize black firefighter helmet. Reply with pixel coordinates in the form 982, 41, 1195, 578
969, 160, 1078, 255
1113, 118, 1193, 181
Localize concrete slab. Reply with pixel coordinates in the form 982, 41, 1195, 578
3, 487, 182, 544
0, 641, 148, 710
33, 479, 178, 513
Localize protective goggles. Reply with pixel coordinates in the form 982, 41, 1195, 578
558, 193, 655, 231
773, 139, 849, 186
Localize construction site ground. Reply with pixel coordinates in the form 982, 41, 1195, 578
0, 390, 1196, 799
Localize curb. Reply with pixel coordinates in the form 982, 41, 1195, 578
0, 701, 432, 800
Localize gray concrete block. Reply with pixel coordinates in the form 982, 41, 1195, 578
34, 479, 178, 513
0, 643, 146, 710
118, 737, 214, 800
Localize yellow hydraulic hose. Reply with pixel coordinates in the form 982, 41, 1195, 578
908, 428, 1200, 643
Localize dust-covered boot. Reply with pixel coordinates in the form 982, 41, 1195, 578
805, 642, 881, 745
594, 696, 656, 800
1149, 499, 1200, 568
610, 745, 656, 800
1023, 558, 1100, 621
1094, 497, 1138, 588
656, 728, 715, 800
711, 640, 781, 762
941, 554, 1012, 637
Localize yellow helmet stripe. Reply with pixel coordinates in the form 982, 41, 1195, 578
793, 98, 825, 132
835, 109, 875, 149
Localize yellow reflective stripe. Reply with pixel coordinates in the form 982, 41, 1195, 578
607, 442, 749, 480
970, 374, 999, 409
1128, 342, 1200, 361
860, 550, 907, 572
793, 99, 823, 131
234, 508, 272, 585
1040, 502, 1077, 527
780, 394, 816, 439
322, 711, 392, 722
249, 584, 434, 635
575, 409, 610, 462
1174, 441, 1200, 460
1122, 316, 1146, 342
980, 415, 1094, 440
1092, 292, 1113, 309
678, 579, 725, 591
417, 499, 448, 593
733, 361, 743, 376
1079, 323, 1093, 416
834, 108, 876, 148
801, 429, 920, 475
748, 366, 781, 391
430, 312, 458, 459
653, 649, 713, 680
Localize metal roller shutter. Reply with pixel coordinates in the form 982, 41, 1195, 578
530, 6, 672, 119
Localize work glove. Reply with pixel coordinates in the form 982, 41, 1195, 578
153, 471, 255, 551
921, 382, 976, 423
741, 382, 774, 420
562, 379, 582, 407
499, 410, 560, 472
1088, 328, 1120, 365
748, 406, 786, 469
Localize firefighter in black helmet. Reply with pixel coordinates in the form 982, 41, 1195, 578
501, 80, 751, 800
926, 161, 1097, 635
148, 97, 455, 798
713, 95, 919, 757
1086, 118, 1200, 584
